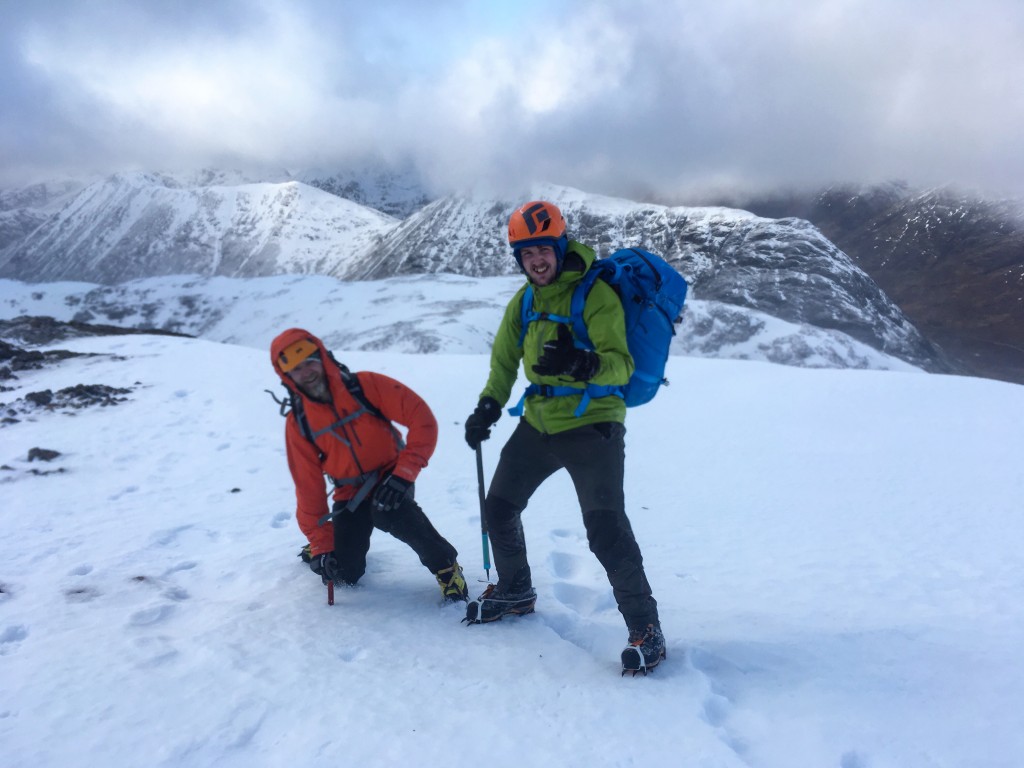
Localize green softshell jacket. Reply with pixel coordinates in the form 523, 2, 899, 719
480, 240, 634, 435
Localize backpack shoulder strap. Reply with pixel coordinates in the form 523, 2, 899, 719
331, 354, 385, 422
284, 386, 326, 461
516, 284, 577, 347
518, 285, 534, 347
273, 354, 399, 462
329, 353, 406, 451
569, 267, 605, 350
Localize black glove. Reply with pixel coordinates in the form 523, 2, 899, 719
464, 396, 501, 449
310, 552, 340, 585
372, 472, 413, 512
531, 324, 599, 381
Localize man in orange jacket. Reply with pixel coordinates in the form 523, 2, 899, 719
271, 328, 468, 602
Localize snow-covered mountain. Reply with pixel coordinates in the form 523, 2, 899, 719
0, 173, 951, 372
343, 185, 948, 371
0, 172, 396, 282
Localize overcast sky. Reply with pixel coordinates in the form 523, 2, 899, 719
2, 0, 1022, 201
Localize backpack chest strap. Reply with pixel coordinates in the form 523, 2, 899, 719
518, 285, 577, 346
309, 406, 370, 447
513, 277, 616, 418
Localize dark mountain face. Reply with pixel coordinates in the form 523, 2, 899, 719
0, 180, 85, 253
726, 184, 1024, 386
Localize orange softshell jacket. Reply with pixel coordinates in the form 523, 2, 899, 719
270, 328, 438, 555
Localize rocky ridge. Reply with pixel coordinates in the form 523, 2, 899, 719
722, 183, 1024, 384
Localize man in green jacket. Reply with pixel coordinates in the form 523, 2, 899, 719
463, 200, 666, 674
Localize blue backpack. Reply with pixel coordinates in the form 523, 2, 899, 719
512, 247, 688, 417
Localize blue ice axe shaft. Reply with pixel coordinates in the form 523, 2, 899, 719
475, 444, 491, 579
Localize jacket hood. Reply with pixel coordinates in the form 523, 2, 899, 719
270, 328, 330, 387
550, 240, 596, 288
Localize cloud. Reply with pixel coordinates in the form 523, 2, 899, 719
2, 0, 1023, 200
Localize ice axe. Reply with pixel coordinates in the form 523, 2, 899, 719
475, 443, 491, 579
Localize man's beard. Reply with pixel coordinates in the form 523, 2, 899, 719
297, 377, 331, 403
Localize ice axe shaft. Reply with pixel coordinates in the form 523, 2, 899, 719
475, 444, 491, 579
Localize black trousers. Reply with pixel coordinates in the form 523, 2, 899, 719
485, 419, 659, 629
330, 487, 457, 585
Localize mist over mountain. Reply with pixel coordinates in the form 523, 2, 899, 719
295, 160, 432, 220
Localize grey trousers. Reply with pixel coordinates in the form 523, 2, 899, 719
485, 419, 659, 629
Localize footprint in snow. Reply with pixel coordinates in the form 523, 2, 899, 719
549, 550, 581, 580
150, 525, 194, 547
702, 692, 731, 727
336, 646, 371, 663
64, 586, 101, 603
270, 511, 290, 529
161, 586, 190, 601
545, 531, 613, 618
840, 750, 869, 768
131, 635, 179, 669
216, 701, 268, 751
108, 485, 139, 501
551, 582, 615, 617
163, 560, 197, 575
1, 624, 29, 653
688, 648, 750, 756
128, 604, 176, 627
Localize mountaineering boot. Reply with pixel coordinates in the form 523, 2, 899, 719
621, 623, 666, 676
463, 583, 537, 624
436, 563, 469, 603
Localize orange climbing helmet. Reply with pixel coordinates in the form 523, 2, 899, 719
508, 201, 566, 245
507, 200, 570, 273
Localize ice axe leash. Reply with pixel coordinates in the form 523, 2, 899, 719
475, 443, 491, 580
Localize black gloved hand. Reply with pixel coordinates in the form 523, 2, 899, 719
310, 551, 340, 585
372, 472, 413, 513
531, 324, 599, 381
464, 396, 501, 449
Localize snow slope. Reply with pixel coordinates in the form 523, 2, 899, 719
0, 274, 922, 371
2, 332, 1022, 768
